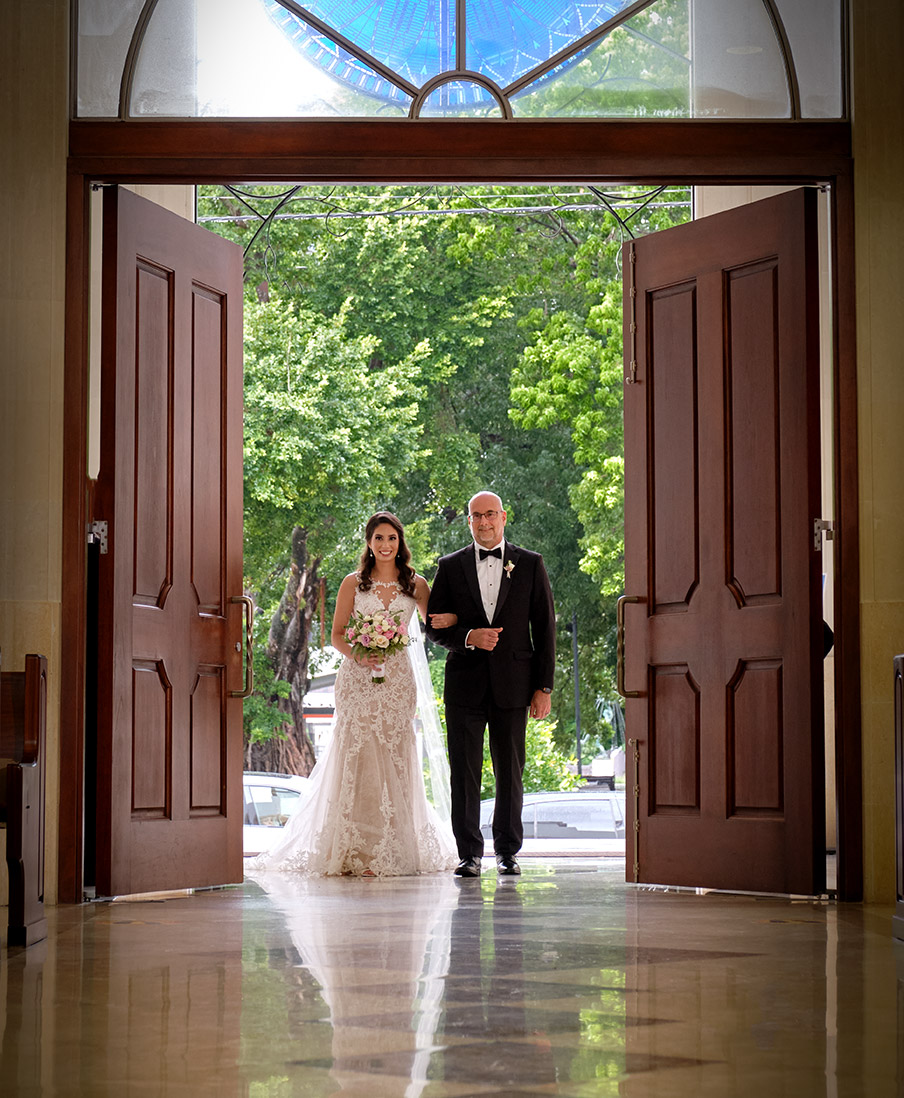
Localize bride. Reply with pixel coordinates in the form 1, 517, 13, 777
247, 512, 459, 878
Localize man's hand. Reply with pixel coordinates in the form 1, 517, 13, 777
468, 627, 503, 651
529, 689, 552, 720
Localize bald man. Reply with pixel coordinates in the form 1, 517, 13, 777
426, 492, 555, 876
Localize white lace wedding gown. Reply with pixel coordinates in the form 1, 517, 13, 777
247, 582, 457, 878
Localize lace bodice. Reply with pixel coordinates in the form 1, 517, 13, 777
353, 579, 417, 621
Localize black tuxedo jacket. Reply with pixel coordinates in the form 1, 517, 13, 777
426, 541, 555, 709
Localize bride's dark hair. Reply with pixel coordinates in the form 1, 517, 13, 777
358, 512, 417, 596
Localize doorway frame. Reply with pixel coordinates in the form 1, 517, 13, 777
61, 117, 860, 902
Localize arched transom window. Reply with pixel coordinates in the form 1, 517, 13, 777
75, 0, 845, 121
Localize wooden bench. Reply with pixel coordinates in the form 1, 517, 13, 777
1, 653, 48, 947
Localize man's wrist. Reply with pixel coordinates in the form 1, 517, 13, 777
539, 686, 552, 694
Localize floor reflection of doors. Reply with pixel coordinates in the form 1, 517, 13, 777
622, 876, 829, 1089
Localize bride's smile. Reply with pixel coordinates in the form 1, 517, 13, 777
368, 524, 401, 571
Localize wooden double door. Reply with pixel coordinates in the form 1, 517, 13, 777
89, 185, 825, 897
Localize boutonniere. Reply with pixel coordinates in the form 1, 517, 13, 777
504, 560, 515, 579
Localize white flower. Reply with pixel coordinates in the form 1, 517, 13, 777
504, 560, 515, 578
373, 634, 391, 649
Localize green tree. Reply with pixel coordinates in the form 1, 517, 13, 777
241, 296, 426, 771
201, 179, 689, 767
508, 188, 690, 753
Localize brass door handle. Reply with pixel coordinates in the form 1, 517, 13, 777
230, 595, 254, 698
616, 595, 643, 699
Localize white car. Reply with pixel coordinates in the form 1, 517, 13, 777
243, 771, 310, 857
480, 789, 626, 842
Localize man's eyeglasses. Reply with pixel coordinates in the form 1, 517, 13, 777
469, 510, 500, 522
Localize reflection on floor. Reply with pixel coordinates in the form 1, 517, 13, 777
2, 860, 902, 1096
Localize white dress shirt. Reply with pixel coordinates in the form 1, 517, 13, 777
474, 537, 505, 623
464, 539, 507, 649
464, 538, 505, 648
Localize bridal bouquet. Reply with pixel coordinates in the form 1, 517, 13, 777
345, 609, 411, 683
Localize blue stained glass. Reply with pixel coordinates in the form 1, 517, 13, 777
263, 0, 641, 109
469, 1, 633, 87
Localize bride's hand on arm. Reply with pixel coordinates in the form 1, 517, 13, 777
416, 575, 457, 629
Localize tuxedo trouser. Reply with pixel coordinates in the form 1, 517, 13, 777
445, 696, 528, 858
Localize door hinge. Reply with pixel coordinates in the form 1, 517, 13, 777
813, 518, 834, 551
87, 520, 108, 554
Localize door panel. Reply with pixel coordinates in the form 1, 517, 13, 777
623, 188, 824, 895
95, 187, 244, 895
649, 283, 699, 612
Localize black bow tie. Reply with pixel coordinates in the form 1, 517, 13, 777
479, 547, 502, 560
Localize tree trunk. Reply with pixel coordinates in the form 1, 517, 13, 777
244, 525, 320, 776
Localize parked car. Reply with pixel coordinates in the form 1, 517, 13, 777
243, 771, 310, 857
480, 789, 626, 842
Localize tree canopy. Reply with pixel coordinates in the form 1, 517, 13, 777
200, 180, 690, 768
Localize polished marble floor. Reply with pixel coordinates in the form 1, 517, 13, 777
2, 859, 902, 1096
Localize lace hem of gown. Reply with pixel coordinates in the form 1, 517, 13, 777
246, 584, 457, 878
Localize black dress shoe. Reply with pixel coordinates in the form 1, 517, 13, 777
454, 856, 482, 877
496, 854, 521, 875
